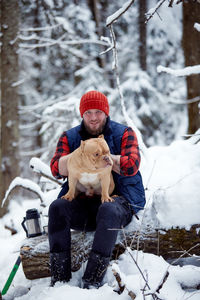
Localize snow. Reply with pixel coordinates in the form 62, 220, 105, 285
29, 157, 55, 180
146, 0, 166, 20
157, 65, 200, 77
1, 1, 200, 298
194, 23, 200, 32
106, 0, 134, 26
1, 177, 45, 208
1, 134, 200, 299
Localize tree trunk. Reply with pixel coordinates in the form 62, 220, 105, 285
0, 0, 20, 216
87, 0, 105, 69
20, 225, 200, 280
138, 0, 147, 71
182, 2, 200, 134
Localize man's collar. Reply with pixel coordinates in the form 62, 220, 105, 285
79, 116, 112, 140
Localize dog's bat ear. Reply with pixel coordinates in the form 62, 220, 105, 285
98, 134, 104, 139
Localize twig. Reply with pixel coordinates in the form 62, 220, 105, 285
168, 0, 175, 7
145, 0, 166, 23
176, 0, 183, 4
126, 247, 167, 300
156, 271, 169, 293
126, 248, 157, 299
4, 225, 17, 235
112, 264, 136, 299
170, 243, 200, 266
106, 0, 135, 27
112, 268, 125, 294
20, 24, 61, 32
167, 95, 200, 105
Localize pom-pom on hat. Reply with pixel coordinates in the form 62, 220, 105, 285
79, 90, 109, 117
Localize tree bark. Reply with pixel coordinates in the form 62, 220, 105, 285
87, 0, 105, 69
0, 0, 20, 216
138, 0, 147, 71
20, 225, 200, 280
182, 2, 200, 134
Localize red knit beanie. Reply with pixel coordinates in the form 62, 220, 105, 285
79, 90, 109, 117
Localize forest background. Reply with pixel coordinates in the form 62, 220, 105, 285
0, 0, 200, 217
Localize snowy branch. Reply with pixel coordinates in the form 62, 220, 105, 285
19, 36, 108, 50
157, 64, 200, 76
145, 0, 166, 23
155, 271, 169, 294
194, 23, 200, 32
20, 24, 61, 32
167, 95, 200, 105
106, 0, 135, 27
1, 177, 45, 207
112, 263, 136, 299
29, 157, 62, 186
112, 264, 125, 295
145, 0, 184, 23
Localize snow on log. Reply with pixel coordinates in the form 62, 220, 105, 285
20, 225, 200, 280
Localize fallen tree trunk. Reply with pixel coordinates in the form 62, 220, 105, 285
20, 225, 200, 280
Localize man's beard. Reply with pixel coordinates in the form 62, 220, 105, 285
83, 118, 107, 136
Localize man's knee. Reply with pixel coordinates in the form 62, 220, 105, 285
96, 201, 121, 227
49, 198, 70, 218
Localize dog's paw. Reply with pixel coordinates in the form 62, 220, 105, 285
62, 193, 74, 201
101, 196, 114, 203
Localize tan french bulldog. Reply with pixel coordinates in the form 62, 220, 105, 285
62, 135, 115, 203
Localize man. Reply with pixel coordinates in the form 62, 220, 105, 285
48, 90, 146, 288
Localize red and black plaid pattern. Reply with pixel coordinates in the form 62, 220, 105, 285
50, 132, 70, 179
50, 127, 140, 178
120, 127, 140, 176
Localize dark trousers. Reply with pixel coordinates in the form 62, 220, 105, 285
48, 193, 133, 258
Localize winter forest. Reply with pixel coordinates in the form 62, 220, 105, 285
0, 0, 200, 299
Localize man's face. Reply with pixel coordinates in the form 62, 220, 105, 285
83, 109, 107, 136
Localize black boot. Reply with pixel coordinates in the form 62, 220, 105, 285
82, 251, 110, 289
50, 251, 71, 286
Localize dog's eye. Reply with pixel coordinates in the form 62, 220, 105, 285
95, 153, 99, 156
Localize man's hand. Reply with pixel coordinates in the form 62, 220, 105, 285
110, 154, 121, 175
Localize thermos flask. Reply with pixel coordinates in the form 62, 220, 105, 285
21, 208, 43, 238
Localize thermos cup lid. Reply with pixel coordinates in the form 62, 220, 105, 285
26, 208, 40, 220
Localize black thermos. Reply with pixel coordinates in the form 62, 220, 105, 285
21, 208, 43, 238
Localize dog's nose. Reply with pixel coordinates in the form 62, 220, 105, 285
103, 156, 112, 165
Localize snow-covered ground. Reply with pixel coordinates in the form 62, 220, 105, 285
1, 132, 200, 299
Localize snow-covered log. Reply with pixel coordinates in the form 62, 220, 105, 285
20, 225, 200, 280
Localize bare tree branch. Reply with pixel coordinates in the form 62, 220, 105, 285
145, 0, 166, 23
112, 268, 125, 294
1, 178, 45, 207
106, 0, 135, 27
30, 157, 62, 186
112, 264, 136, 299
168, 0, 175, 7
156, 271, 169, 293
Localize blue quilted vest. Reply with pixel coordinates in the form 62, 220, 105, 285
62, 118, 146, 214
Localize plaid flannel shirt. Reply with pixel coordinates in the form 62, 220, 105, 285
50, 127, 140, 179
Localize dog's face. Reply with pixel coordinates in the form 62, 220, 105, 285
81, 135, 113, 168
